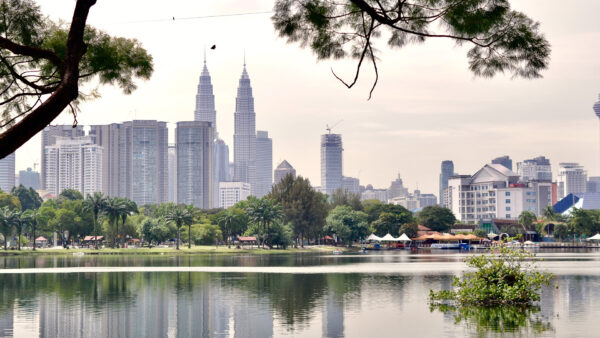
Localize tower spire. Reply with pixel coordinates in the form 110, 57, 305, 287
204, 46, 206, 64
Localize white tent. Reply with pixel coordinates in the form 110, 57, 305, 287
396, 233, 411, 242
367, 234, 382, 241
487, 232, 498, 239
587, 233, 600, 241
381, 233, 396, 241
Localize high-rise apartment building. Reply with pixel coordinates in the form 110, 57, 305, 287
219, 181, 251, 208
0, 152, 15, 192
516, 156, 552, 181
491, 155, 513, 171
320, 133, 343, 195
18, 168, 40, 190
439, 160, 454, 207
168, 144, 176, 203
41, 125, 85, 189
255, 131, 272, 198
44, 137, 102, 196
176, 121, 214, 208
90, 120, 168, 205
594, 94, 600, 168
233, 62, 257, 195
557, 162, 587, 199
274, 160, 296, 184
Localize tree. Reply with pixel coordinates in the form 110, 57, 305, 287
269, 174, 328, 246
0, 0, 153, 159
58, 189, 84, 201
273, 0, 550, 99
84, 192, 106, 249
325, 205, 369, 246
371, 209, 413, 236
0, 190, 21, 211
10, 185, 42, 210
569, 209, 599, 238
246, 197, 285, 248
216, 208, 248, 247
165, 205, 195, 250
104, 197, 125, 247
140, 218, 174, 246
118, 199, 138, 247
542, 206, 557, 221
418, 205, 456, 232
13, 210, 32, 250
553, 223, 569, 241
329, 188, 362, 211
518, 211, 537, 231
399, 222, 418, 238
23, 208, 40, 250
0, 206, 17, 249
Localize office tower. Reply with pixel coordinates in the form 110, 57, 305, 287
219, 182, 251, 208
91, 121, 168, 205
388, 174, 409, 198
213, 139, 230, 204
439, 160, 454, 206
587, 177, 600, 193
168, 144, 177, 203
18, 168, 40, 190
176, 121, 214, 208
0, 152, 15, 192
557, 162, 587, 199
341, 176, 360, 194
491, 155, 513, 171
516, 156, 552, 181
320, 133, 343, 194
595, 94, 600, 168
233, 62, 257, 194
194, 54, 217, 125
274, 160, 296, 184
255, 130, 273, 197
44, 136, 102, 196
41, 125, 85, 189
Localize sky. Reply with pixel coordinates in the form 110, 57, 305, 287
14, 0, 600, 195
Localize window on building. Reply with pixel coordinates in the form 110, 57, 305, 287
505, 199, 511, 204
506, 214, 511, 218
506, 206, 511, 211
505, 192, 511, 196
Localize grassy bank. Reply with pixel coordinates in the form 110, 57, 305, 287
0, 245, 349, 256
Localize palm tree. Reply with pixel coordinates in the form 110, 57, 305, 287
246, 197, 284, 248
84, 192, 107, 249
0, 206, 18, 250
543, 206, 557, 221
118, 199, 138, 247
14, 211, 32, 250
165, 205, 194, 250
217, 208, 245, 248
104, 197, 125, 248
23, 209, 41, 251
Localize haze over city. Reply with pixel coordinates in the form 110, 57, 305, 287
14, 0, 600, 195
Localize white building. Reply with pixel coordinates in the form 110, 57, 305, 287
557, 162, 587, 199
219, 182, 251, 209
516, 156, 552, 181
446, 164, 552, 222
44, 137, 103, 196
0, 152, 15, 192
361, 186, 388, 202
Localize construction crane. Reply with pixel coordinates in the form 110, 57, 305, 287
326, 120, 343, 134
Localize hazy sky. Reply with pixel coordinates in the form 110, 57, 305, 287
15, 0, 600, 195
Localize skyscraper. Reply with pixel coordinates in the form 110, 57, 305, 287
439, 160, 454, 207
168, 144, 177, 203
41, 125, 85, 190
0, 152, 15, 192
255, 130, 273, 197
321, 133, 343, 195
18, 168, 40, 190
213, 139, 230, 205
194, 55, 217, 125
89, 123, 124, 197
557, 162, 587, 199
516, 156, 552, 181
44, 136, 103, 196
176, 121, 214, 208
388, 174, 409, 199
233, 61, 257, 194
594, 94, 600, 168
491, 155, 513, 171
274, 160, 296, 184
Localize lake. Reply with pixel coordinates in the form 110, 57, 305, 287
1, 250, 600, 337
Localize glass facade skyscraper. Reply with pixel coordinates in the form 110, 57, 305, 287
321, 133, 343, 194
176, 121, 214, 208
439, 160, 454, 207
233, 63, 257, 194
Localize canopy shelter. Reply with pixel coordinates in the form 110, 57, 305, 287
35, 236, 47, 242
487, 232, 498, 239
83, 236, 104, 242
587, 233, 600, 241
367, 234, 382, 241
396, 233, 411, 242
380, 233, 397, 241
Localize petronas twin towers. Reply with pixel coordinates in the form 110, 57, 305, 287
194, 56, 271, 205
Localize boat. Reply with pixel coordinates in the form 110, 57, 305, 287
332, 249, 343, 255
430, 243, 461, 249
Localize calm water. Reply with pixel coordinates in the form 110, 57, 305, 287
1, 250, 600, 337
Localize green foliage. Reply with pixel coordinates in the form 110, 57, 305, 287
371, 210, 413, 237
418, 205, 456, 232
0, 206, 18, 249
188, 223, 222, 245
215, 207, 248, 246
518, 211, 537, 229
474, 228, 488, 238
569, 208, 600, 238
399, 222, 418, 238
58, 189, 84, 201
139, 218, 175, 245
325, 205, 369, 245
329, 188, 362, 211
429, 248, 553, 306
11, 185, 42, 210
269, 174, 328, 244
245, 196, 284, 248
553, 223, 569, 241
0, 190, 21, 211
165, 205, 195, 249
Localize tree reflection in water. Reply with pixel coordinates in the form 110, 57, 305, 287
431, 304, 553, 335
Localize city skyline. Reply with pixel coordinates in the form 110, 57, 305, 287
10, 0, 600, 196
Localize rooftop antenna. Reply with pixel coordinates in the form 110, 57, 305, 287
326, 120, 343, 134
203, 45, 206, 64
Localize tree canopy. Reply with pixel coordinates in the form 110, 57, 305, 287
11, 185, 42, 210
273, 0, 550, 98
417, 205, 456, 232
0, 0, 153, 158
